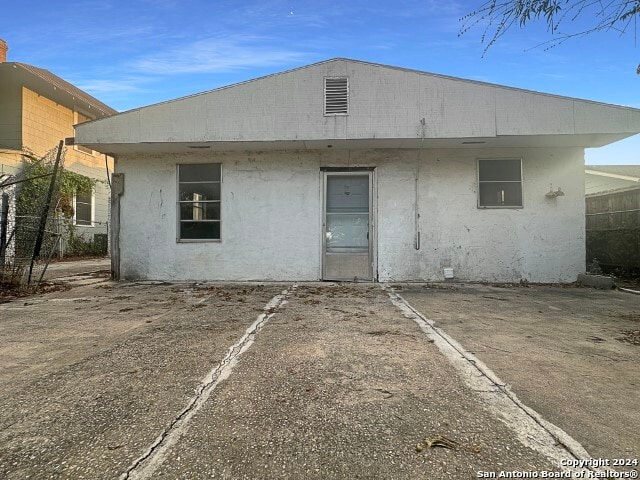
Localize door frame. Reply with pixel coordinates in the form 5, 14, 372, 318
320, 167, 377, 281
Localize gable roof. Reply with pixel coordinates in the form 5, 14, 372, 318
585, 165, 640, 195
586, 165, 640, 180
0, 62, 117, 117
75, 58, 640, 154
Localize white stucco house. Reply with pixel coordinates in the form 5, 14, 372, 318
75, 58, 640, 283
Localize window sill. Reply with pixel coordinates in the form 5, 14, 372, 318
176, 239, 222, 243
477, 206, 523, 210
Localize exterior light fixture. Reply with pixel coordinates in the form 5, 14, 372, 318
545, 185, 565, 198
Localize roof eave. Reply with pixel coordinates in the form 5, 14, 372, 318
76, 132, 632, 156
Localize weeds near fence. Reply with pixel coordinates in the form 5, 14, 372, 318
0, 143, 98, 289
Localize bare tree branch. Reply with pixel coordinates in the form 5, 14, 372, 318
460, 0, 640, 50
459, 0, 640, 72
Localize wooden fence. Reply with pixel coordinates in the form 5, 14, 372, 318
586, 187, 640, 274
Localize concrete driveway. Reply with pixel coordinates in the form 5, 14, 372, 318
396, 284, 640, 463
42, 257, 111, 280
0, 277, 638, 479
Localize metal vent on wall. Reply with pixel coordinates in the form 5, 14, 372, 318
324, 77, 349, 115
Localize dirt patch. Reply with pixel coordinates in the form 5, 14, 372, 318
48, 255, 109, 264
615, 311, 640, 322
620, 329, 640, 345
0, 281, 71, 303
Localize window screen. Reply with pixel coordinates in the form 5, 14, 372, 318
75, 190, 92, 226
325, 175, 369, 254
478, 159, 523, 208
178, 164, 221, 240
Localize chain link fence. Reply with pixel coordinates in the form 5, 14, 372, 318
1, 144, 110, 289
55, 219, 109, 258
1, 145, 65, 289
0, 215, 61, 287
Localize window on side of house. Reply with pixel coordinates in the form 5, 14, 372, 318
74, 189, 93, 226
178, 163, 221, 241
477, 159, 523, 208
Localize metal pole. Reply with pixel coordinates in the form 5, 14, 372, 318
0, 172, 54, 188
28, 140, 64, 284
0, 192, 8, 269
36, 234, 61, 289
110, 172, 123, 281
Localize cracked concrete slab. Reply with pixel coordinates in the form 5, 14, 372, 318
396, 283, 640, 467
122, 285, 296, 480
0, 281, 286, 479
384, 285, 594, 477
1, 280, 634, 479
147, 284, 557, 479
41, 258, 111, 280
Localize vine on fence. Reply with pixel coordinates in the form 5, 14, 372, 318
17, 148, 95, 218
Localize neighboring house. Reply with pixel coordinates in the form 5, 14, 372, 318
75, 58, 640, 283
0, 173, 16, 264
584, 165, 640, 274
585, 165, 640, 195
0, 39, 117, 256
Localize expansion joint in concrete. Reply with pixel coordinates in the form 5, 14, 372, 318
119, 284, 297, 480
381, 284, 598, 474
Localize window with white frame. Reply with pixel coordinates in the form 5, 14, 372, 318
74, 189, 93, 226
178, 163, 221, 240
478, 159, 523, 208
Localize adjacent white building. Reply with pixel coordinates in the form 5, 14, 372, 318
75, 58, 640, 282
585, 165, 640, 195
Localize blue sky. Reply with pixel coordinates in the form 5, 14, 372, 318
3, 0, 639, 164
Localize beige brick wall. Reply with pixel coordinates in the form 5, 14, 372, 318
22, 87, 73, 157
0, 78, 22, 152
0, 150, 23, 174
21, 87, 114, 170
16, 87, 114, 231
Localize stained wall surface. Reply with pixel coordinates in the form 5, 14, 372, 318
77, 59, 640, 146
116, 147, 585, 282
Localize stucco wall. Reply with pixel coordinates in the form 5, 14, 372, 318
116, 147, 585, 282
78, 59, 640, 146
378, 148, 585, 282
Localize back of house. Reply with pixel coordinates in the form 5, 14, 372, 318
75, 58, 640, 283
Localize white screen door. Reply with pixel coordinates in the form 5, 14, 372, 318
322, 171, 373, 281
